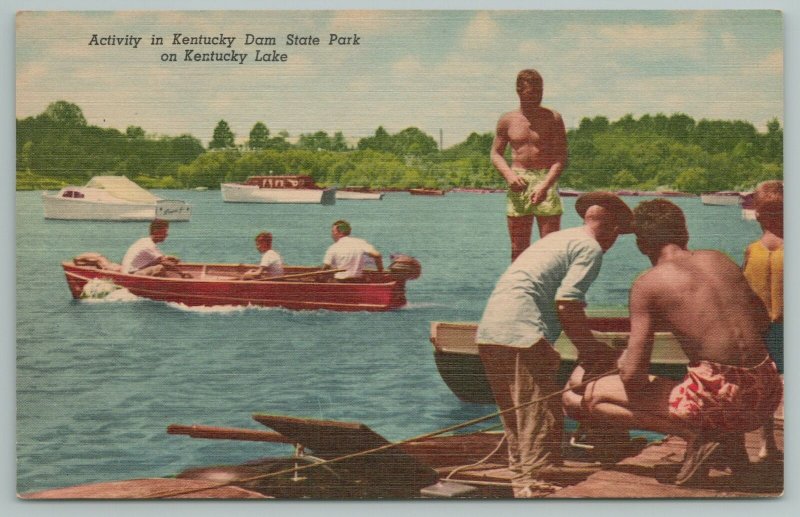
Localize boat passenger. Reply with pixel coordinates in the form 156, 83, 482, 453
491, 68, 568, 261
121, 219, 180, 276
476, 192, 632, 497
562, 199, 783, 486
742, 180, 783, 463
322, 220, 383, 281
241, 232, 285, 280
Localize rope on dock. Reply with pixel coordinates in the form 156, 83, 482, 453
443, 431, 507, 480
146, 367, 620, 499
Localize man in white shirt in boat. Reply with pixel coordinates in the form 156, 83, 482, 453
322, 220, 383, 281
121, 219, 181, 276
475, 192, 632, 497
241, 231, 285, 280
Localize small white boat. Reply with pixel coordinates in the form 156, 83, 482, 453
221, 175, 336, 204
700, 191, 742, 206
42, 176, 191, 221
336, 187, 384, 201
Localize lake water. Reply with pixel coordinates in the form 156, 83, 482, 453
15, 190, 762, 493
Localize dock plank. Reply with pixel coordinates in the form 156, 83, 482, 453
435, 396, 783, 499
549, 397, 784, 499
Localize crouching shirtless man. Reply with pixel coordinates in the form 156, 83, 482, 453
562, 199, 783, 485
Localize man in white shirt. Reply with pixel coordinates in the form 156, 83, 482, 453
241, 232, 284, 279
121, 219, 180, 275
476, 192, 633, 496
322, 220, 383, 280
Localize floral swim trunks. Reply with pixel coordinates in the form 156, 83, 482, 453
506, 168, 563, 218
668, 356, 783, 433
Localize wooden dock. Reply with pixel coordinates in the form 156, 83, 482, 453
23, 396, 783, 500
439, 397, 784, 499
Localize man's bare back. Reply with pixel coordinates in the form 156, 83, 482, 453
632, 249, 770, 367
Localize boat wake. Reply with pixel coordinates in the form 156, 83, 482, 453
80, 279, 140, 303
400, 302, 450, 310
164, 302, 292, 315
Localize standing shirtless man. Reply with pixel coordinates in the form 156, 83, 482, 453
492, 69, 568, 261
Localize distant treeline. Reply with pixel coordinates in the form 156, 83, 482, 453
17, 101, 782, 193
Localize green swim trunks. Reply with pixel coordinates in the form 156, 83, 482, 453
506, 168, 563, 217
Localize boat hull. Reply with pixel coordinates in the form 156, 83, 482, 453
409, 188, 445, 196
700, 193, 741, 206
221, 183, 336, 204
430, 321, 689, 404
42, 194, 191, 221
335, 191, 384, 200
63, 262, 408, 311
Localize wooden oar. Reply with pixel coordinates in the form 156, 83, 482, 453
256, 268, 345, 282
167, 424, 295, 444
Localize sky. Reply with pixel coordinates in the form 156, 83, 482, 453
16, 10, 783, 148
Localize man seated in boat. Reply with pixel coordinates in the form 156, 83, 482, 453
322, 220, 383, 282
121, 219, 181, 277
241, 232, 285, 280
475, 192, 633, 497
561, 199, 783, 486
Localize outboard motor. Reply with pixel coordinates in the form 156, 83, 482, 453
387, 254, 422, 280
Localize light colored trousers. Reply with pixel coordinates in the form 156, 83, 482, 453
479, 340, 563, 482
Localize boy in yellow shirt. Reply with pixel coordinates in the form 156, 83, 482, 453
742, 180, 783, 462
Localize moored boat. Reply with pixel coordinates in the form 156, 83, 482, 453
409, 188, 446, 196
653, 190, 695, 198
335, 187, 384, 200
558, 188, 582, 197
700, 191, 742, 206
221, 175, 336, 205
41, 176, 191, 221
430, 319, 688, 404
62, 256, 421, 312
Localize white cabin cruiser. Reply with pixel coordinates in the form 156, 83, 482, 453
42, 176, 191, 221
221, 175, 336, 204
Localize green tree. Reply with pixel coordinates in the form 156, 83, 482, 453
126, 126, 145, 139
248, 122, 270, 150
20, 141, 34, 173
674, 167, 711, 193
331, 132, 349, 152
297, 131, 334, 151
393, 127, 439, 156
41, 100, 87, 127
611, 169, 637, 188
762, 118, 782, 164
209, 120, 235, 149
169, 135, 205, 164
178, 149, 239, 188
357, 126, 392, 152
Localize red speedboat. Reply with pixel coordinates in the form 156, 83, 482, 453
62, 258, 420, 312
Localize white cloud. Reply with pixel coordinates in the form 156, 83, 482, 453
758, 48, 784, 75
461, 12, 500, 50
567, 18, 708, 55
